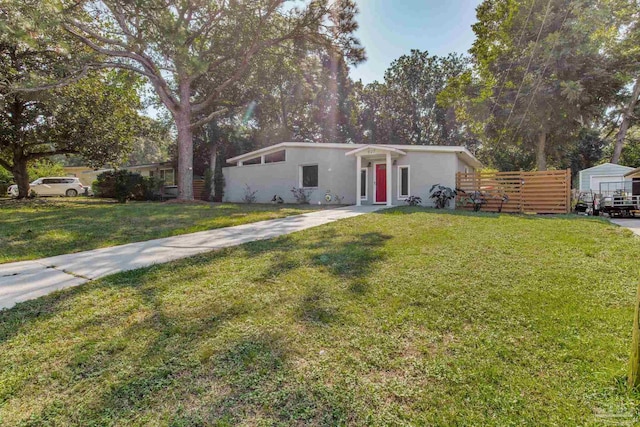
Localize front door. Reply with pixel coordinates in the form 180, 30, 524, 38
375, 164, 387, 203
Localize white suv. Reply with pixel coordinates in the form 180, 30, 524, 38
7, 177, 85, 197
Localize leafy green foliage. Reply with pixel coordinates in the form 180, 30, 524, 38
26, 160, 65, 180
453, 0, 639, 170
55, 0, 365, 200
93, 170, 159, 203
350, 50, 472, 147
429, 184, 457, 209
404, 195, 422, 206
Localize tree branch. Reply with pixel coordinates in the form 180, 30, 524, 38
4, 65, 92, 94
63, 22, 180, 111
24, 149, 77, 160
190, 108, 228, 130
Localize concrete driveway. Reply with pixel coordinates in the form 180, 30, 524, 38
609, 218, 640, 237
0, 205, 385, 310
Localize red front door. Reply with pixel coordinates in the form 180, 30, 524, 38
375, 164, 387, 203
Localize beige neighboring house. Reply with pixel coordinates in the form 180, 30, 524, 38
63, 161, 176, 186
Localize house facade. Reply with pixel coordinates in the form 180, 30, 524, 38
63, 161, 176, 186
223, 142, 482, 207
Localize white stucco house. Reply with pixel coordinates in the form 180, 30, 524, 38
222, 142, 482, 207
577, 163, 635, 193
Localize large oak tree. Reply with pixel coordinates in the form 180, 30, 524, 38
0, 5, 142, 198
57, 0, 364, 200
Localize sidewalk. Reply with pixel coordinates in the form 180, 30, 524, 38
0, 205, 385, 310
609, 218, 640, 237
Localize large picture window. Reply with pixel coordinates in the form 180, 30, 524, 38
300, 165, 319, 188
398, 166, 409, 199
360, 168, 367, 200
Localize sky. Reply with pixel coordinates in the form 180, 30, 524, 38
349, 0, 483, 84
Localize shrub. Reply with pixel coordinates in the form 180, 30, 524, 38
242, 184, 257, 204
458, 190, 486, 212
203, 168, 213, 202
291, 187, 313, 204
213, 165, 225, 202
404, 195, 422, 206
429, 184, 457, 209
94, 170, 158, 203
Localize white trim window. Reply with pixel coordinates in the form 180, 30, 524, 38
299, 164, 319, 188
397, 165, 410, 199
360, 168, 368, 200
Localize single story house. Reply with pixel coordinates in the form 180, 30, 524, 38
64, 161, 175, 186
577, 163, 635, 194
222, 142, 482, 207
624, 167, 640, 195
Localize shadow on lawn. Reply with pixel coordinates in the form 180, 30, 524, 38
0, 227, 386, 424
26, 273, 347, 424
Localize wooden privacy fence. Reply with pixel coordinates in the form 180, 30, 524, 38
192, 179, 208, 201
455, 169, 571, 214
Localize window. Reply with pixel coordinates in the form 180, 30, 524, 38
160, 169, 175, 185
149, 171, 155, 177
243, 156, 262, 165
360, 168, 367, 200
264, 150, 286, 163
398, 166, 410, 199
300, 165, 319, 188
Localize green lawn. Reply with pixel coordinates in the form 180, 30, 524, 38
1, 208, 640, 425
0, 198, 322, 264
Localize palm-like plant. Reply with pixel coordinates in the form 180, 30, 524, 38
429, 184, 457, 209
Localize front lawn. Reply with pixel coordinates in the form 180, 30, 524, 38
1, 208, 639, 425
0, 198, 323, 263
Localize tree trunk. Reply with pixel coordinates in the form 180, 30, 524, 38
12, 158, 30, 199
209, 140, 217, 201
175, 110, 194, 201
536, 131, 547, 171
612, 75, 640, 164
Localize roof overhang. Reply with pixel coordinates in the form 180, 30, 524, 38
345, 145, 407, 157
625, 167, 640, 178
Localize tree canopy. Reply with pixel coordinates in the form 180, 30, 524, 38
0, 7, 142, 198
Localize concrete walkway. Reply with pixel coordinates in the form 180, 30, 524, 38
610, 218, 640, 237
0, 205, 385, 310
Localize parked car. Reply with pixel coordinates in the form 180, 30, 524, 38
7, 177, 85, 197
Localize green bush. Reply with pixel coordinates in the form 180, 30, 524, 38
93, 170, 161, 203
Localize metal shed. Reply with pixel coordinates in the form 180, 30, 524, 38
578, 163, 634, 193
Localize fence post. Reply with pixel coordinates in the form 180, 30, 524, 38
566, 168, 572, 213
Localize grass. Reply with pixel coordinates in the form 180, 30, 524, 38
1, 208, 640, 425
0, 198, 323, 263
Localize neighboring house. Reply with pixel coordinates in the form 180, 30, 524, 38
578, 163, 634, 193
223, 142, 482, 207
624, 167, 640, 196
62, 166, 103, 186
63, 161, 176, 186
125, 162, 176, 185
